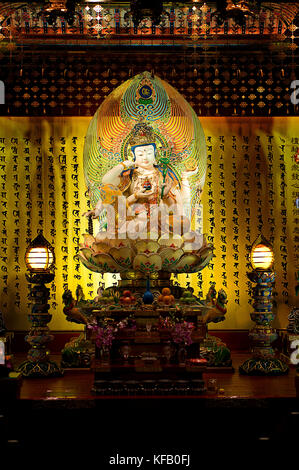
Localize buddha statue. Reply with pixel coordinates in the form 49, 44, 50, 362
84, 122, 200, 239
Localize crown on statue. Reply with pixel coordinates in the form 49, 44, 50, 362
129, 123, 156, 148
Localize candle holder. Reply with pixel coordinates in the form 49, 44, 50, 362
18, 233, 63, 378
240, 235, 288, 375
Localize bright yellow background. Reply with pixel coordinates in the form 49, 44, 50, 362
0, 117, 297, 331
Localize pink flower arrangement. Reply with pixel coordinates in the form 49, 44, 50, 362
93, 325, 115, 349
158, 316, 194, 345
171, 321, 194, 346
88, 316, 136, 350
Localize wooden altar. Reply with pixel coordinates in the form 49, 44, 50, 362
91, 306, 208, 394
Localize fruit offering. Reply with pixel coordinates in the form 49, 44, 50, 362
180, 290, 196, 304
100, 289, 115, 304
158, 287, 175, 306
119, 290, 136, 306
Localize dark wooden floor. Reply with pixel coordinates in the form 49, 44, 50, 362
1, 353, 298, 464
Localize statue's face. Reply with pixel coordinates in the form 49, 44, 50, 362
133, 144, 156, 169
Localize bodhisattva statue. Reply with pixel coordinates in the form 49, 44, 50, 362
84, 123, 200, 239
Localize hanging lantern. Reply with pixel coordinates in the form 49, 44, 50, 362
25, 232, 55, 273
250, 235, 274, 271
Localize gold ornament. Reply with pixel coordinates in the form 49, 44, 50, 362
184, 158, 197, 172
128, 122, 156, 147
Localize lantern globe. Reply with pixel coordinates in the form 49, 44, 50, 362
25, 233, 55, 273
250, 235, 274, 271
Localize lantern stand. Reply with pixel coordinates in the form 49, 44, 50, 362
18, 232, 63, 378
239, 235, 288, 375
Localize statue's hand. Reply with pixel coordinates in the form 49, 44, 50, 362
181, 166, 199, 180
122, 160, 135, 168
82, 209, 99, 219
161, 182, 170, 197
135, 189, 154, 199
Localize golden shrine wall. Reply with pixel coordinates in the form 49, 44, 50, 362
0, 117, 297, 331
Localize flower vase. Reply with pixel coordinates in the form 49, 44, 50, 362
143, 278, 154, 305
100, 347, 110, 365
178, 345, 187, 366
163, 341, 173, 364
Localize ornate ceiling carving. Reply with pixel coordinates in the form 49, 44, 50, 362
0, 2, 298, 45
